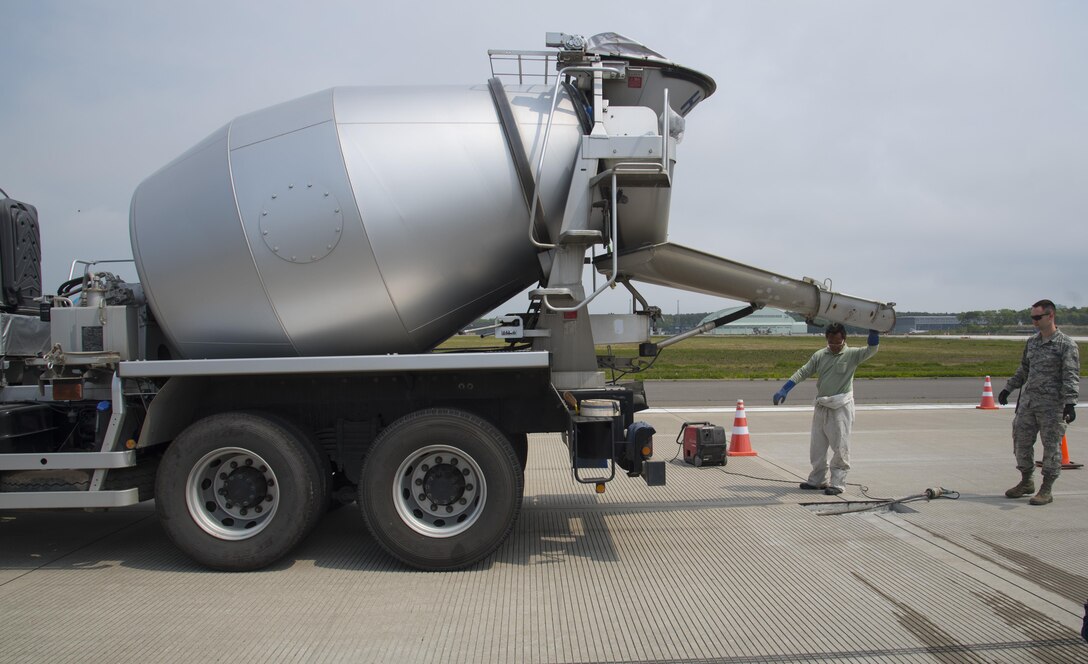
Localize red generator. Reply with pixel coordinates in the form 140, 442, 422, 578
677, 422, 727, 467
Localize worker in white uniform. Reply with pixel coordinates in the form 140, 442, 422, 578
772, 323, 880, 495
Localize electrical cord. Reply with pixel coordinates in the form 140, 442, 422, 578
718, 469, 803, 484
814, 488, 960, 516
668, 427, 867, 485
710, 464, 962, 509
666, 423, 960, 511
666, 426, 687, 462
665, 447, 959, 512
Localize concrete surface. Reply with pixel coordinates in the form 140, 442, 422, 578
1, 382, 1086, 663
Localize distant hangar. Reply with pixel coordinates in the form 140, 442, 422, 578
699, 306, 809, 335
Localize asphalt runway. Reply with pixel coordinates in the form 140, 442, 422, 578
646, 376, 1088, 407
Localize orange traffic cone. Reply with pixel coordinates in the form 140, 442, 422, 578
1036, 435, 1084, 470
727, 399, 757, 457
976, 376, 1000, 410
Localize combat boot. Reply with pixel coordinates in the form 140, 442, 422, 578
1004, 471, 1034, 498
1029, 476, 1055, 505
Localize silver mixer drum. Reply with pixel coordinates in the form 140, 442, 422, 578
130, 85, 582, 358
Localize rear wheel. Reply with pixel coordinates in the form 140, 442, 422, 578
358, 408, 522, 570
156, 412, 323, 571
508, 432, 528, 472
254, 412, 333, 518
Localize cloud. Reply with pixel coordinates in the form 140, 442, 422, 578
2, 0, 1084, 315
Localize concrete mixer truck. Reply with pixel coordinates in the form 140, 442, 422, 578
0, 32, 895, 571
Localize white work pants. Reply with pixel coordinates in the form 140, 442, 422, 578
807, 400, 855, 490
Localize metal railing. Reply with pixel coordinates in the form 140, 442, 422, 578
68, 258, 136, 281
487, 50, 557, 85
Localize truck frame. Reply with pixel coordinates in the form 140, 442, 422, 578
0, 32, 894, 571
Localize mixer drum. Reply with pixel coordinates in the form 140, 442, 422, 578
130, 85, 583, 359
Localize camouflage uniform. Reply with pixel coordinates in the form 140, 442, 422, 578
1003, 330, 1080, 478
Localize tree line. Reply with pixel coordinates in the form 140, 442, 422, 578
954, 306, 1088, 327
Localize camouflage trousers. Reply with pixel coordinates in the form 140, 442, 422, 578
1012, 405, 1067, 478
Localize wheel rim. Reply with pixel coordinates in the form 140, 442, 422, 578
185, 447, 280, 541
393, 444, 486, 538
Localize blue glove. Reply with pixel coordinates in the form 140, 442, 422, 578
868, 330, 880, 346
773, 380, 796, 405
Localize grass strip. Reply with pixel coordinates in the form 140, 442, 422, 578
439, 335, 1086, 381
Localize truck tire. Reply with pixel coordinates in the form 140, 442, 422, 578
155, 412, 323, 571
358, 408, 522, 571
104, 456, 161, 502
508, 432, 528, 472
246, 411, 333, 520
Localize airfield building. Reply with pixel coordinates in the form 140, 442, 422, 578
700, 306, 809, 335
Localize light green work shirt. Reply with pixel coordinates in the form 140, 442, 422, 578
789, 343, 879, 398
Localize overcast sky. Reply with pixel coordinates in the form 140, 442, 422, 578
3, 0, 1085, 318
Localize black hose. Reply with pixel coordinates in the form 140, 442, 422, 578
607, 350, 661, 384
57, 276, 85, 297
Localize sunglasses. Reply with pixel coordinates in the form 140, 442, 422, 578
1030, 313, 1050, 321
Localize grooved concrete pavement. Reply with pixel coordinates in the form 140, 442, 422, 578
2, 384, 1087, 663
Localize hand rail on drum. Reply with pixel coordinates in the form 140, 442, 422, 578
68, 258, 137, 280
